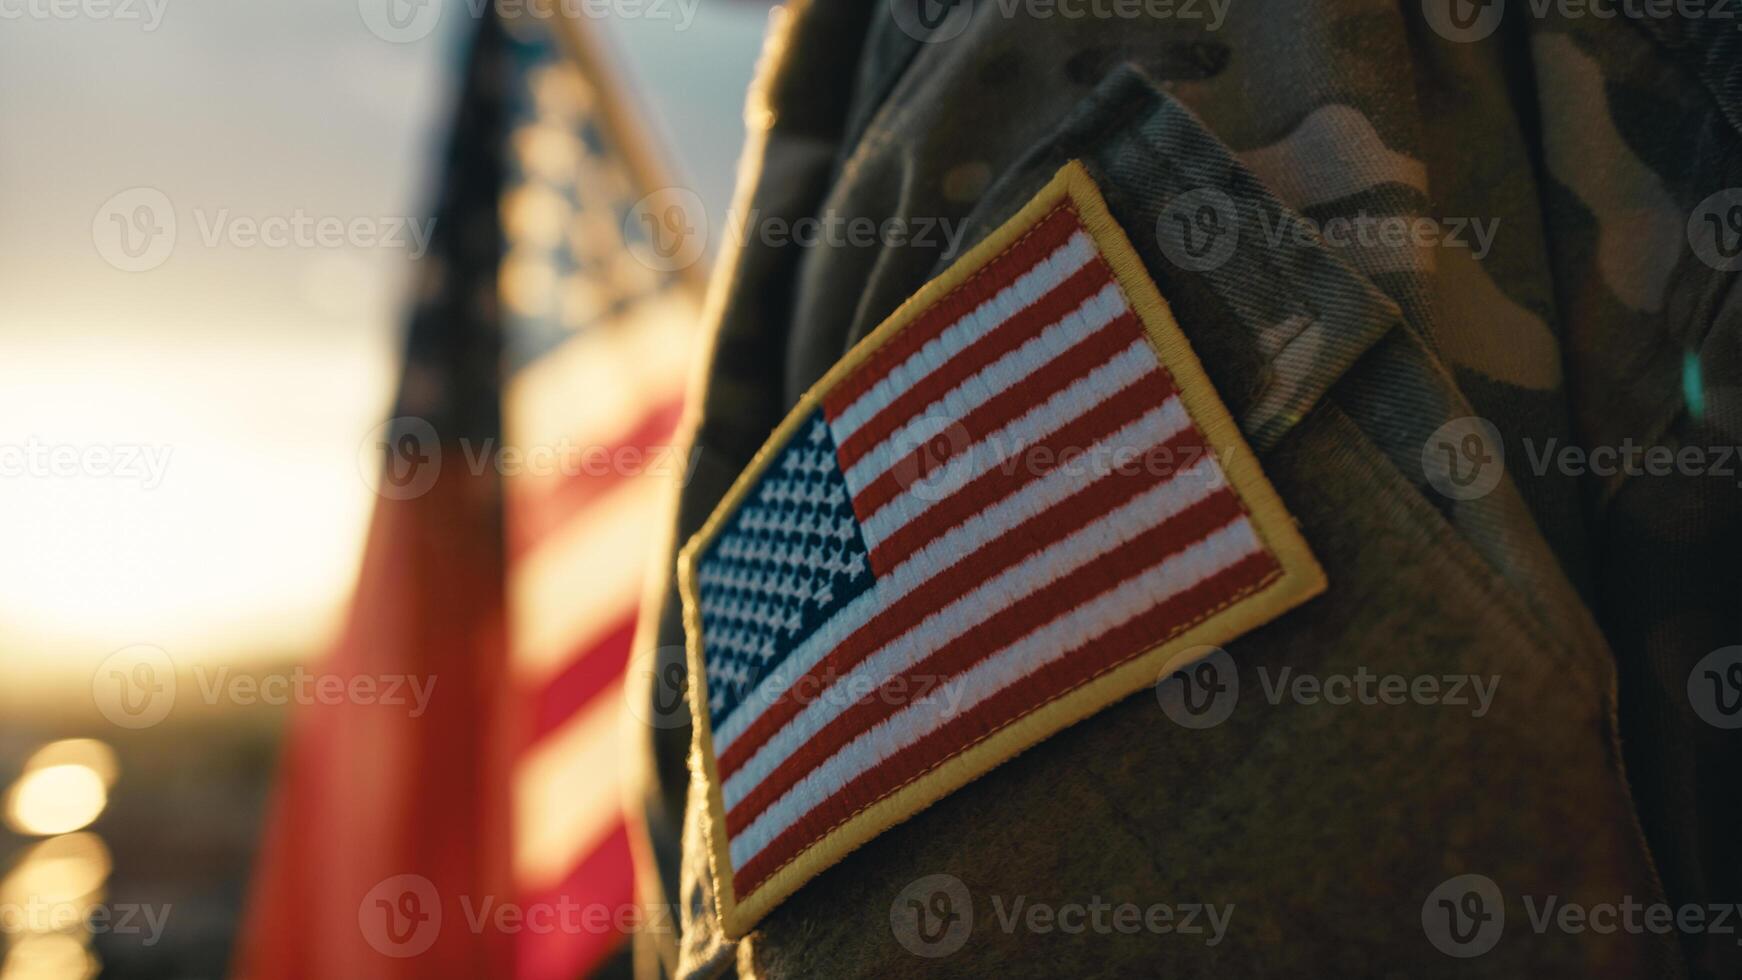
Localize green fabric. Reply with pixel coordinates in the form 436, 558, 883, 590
633, 1, 1742, 975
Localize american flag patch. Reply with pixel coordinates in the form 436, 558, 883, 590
680, 161, 1325, 935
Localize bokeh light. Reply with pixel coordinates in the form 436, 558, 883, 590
0, 934, 99, 980
18, 742, 118, 790
1, 833, 113, 910
4, 766, 108, 837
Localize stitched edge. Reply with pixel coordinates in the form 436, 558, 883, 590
678, 160, 1328, 939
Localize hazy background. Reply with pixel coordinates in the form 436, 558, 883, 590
0, 2, 765, 975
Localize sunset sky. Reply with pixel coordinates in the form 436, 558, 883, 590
0, 0, 764, 692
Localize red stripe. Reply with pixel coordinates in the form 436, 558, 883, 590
512, 820, 635, 980
732, 550, 1280, 895
506, 398, 685, 563
523, 611, 638, 744
853, 311, 1148, 517
822, 206, 1081, 419
714, 391, 1188, 781
870, 375, 1180, 571
724, 489, 1252, 835
835, 261, 1114, 469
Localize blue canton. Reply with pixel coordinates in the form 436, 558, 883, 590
499, 30, 676, 373
696, 411, 874, 727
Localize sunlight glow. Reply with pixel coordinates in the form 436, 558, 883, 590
0, 833, 113, 909
5, 766, 109, 837
0, 935, 99, 980
0, 335, 394, 677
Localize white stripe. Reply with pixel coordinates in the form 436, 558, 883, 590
729, 516, 1265, 869
514, 684, 630, 892
839, 282, 1128, 495
828, 232, 1097, 444
722, 451, 1228, 810
861, 339, 1161, 549
712, 396, 1192, 756
504, 291, 692, 458
510, 480, 662, 683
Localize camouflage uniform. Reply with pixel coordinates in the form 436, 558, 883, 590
633, 0, 1742, 975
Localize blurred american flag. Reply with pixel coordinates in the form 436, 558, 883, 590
237, 11, 701, 979
498, 18, 697, 980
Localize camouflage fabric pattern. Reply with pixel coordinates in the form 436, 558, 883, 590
632, 1, 1742, 976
